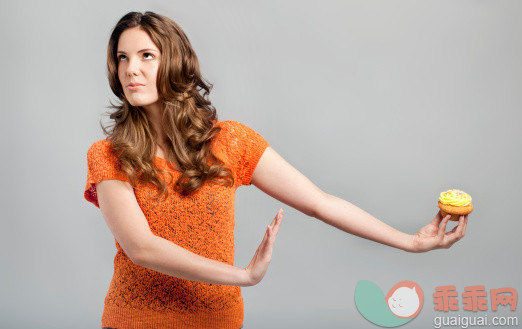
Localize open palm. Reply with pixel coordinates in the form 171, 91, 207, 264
244, 209, 283, 286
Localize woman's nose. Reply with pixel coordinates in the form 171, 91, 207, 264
126, 57, 140, 76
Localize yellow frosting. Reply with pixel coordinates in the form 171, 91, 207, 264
439, 189, 472, 206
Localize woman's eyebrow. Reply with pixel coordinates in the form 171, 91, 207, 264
117, 48, 158, 54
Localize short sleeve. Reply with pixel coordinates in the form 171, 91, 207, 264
84, 140, 130, 208
221, 120, 270, 186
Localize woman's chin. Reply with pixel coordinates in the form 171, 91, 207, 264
127, 99, 149, 107
126, 97, 160, 109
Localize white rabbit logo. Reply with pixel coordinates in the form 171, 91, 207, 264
387, 286, 420, 318
356, 280, 424, 326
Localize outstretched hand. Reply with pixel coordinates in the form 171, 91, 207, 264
411, 210, 468, 253
244, 209, 283, 286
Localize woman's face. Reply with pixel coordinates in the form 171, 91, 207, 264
117, 27, 161, 109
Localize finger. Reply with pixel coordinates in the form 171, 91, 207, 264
442, 216, 466, 247
256, 226, 271, 257
263, 224, 273, 245
445, 224, 458, 236
271, 210, 284, 237
266, 213, 283, 251
431, 210, 444, 226
249, 230, 267, 268
259, 210, 283, 257
266, 211, 283, 243
462, 214, 468, 236
445, 216, 463, 239
262, 210, 282, 244
267, 222, 279, 246
438, 215, 451, 237
260, 226, 274, 259
256, 224, 272, 254
269, 209, 283, 229
453, 215, 466, 241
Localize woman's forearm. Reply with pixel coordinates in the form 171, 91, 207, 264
134, 235, 251, 287
315, 193, 414, 252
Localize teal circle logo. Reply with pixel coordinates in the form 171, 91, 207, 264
355, 280, 424, 327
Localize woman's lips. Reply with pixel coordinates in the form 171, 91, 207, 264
127, 84, 144, 91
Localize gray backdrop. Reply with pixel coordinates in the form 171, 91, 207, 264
1, 0, 520, 328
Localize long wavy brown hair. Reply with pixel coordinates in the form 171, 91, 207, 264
101, 11, 234, 200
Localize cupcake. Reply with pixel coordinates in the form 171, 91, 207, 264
438, 189, 473, 221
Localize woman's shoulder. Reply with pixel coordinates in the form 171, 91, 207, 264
214, 120, 258, 139
87, 139, 111, 153
215, 119, 240, 130
213, 119, 268, 154
86, 139, 119, 163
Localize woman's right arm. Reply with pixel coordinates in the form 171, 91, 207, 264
95, 179, 283, 287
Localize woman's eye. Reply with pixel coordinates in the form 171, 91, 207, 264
117, 53, 153, 61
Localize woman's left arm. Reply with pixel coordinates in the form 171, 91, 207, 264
251, 147, 467, 253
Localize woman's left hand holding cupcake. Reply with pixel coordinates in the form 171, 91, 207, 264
410, 210, 468, 253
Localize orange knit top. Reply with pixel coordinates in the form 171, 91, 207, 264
84, 120, 270, 329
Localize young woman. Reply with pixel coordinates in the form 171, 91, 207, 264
84, 11, 469, 329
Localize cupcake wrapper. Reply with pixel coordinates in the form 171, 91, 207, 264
438, 201, 473, 221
